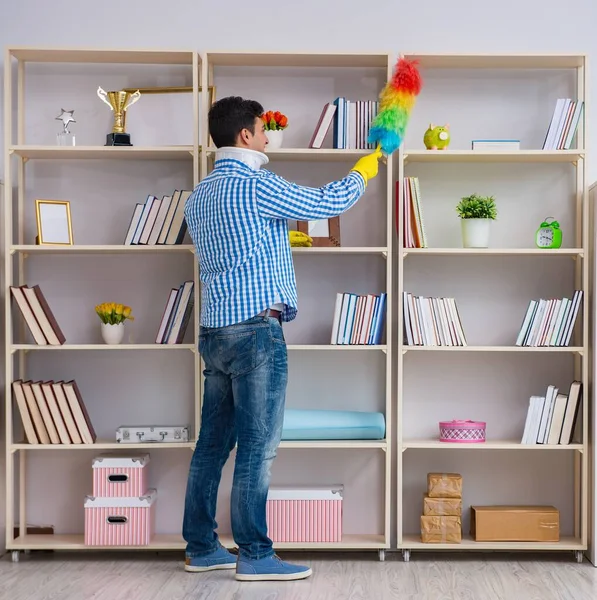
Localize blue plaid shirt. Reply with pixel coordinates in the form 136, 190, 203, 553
184, 156, 365, 328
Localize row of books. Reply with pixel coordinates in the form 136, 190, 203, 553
542, 98, 584, 150
515, 291, 583, 347
521, 381, 581, 445
403, 292, 467, 347
10, 285, 66, 346
13, 379, 96, 445
155, 281, 195, 344
400, 177, 427, 248
330, 292, 386, 345
124, 189, 192, 245
309, 98, 379, 150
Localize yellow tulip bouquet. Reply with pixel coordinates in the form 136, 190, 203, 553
95, 302, 134, 325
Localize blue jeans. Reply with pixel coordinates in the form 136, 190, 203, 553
182, 314, 288, 560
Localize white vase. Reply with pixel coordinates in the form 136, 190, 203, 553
101, 322, 125, 345
266, 129, 284, 150
461, 218, 492, 248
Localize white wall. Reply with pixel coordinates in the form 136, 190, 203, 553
1, 0, 597, 556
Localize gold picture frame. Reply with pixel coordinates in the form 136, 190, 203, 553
123, 85, 216, 106
297, 217, 341, 247
35, 199, 73, 246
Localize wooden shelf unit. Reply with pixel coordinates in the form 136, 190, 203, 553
2, 47, 203, 559
396, 53, 590, 563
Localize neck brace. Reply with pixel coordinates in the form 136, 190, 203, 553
215, 146, 269, 170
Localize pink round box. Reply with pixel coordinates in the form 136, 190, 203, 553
439, 420, 486, 443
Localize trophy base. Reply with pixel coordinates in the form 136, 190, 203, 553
56, 132, 76, 146
105, 133, 133, 146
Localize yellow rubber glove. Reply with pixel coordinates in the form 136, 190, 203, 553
350, 146, 383, 185
289, 230, 313, 247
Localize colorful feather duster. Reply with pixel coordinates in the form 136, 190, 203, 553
367, 56, 423, 155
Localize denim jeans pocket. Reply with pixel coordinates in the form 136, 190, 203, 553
215, 330, 260, 377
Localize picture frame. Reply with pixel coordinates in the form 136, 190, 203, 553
35, 199, 73, 246
297, 217, 341, 247
123, 85, 216, 106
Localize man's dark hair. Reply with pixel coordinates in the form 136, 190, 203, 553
208, 96, 264, 148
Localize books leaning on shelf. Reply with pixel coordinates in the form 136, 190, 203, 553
515, 290, 583, 347
12, 379, 97, 445
10, 284, 66, 346
124, 189, 192, 245
330, 292, 386, 345
403, 292, 467, 346
155, 281, 194, 344
400, 177, 427, 248
521, 381, 582, 445
541, 98, 584, 150
309, 97, 379, 149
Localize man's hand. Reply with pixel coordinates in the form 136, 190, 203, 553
350, 146, 383, 185
289, 230, 313, 247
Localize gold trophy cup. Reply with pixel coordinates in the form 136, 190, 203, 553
97, 86, 141, 146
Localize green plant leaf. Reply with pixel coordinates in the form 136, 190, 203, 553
456, 193, 497, 219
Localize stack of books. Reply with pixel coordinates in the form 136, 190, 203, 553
330, 292, 386, 345
10, 284, 65, 345
309, 98, 379, 149
515, 291, 583, 347
124, 189, 192, 245
521, 381, 581, 445
155, 281, 194, 344
403, 292, 467, 346
400, 177, 427, 248
542, 98, 584, 150
12, 379, 96, 445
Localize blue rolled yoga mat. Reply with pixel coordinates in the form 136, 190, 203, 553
281, 408, 386, 440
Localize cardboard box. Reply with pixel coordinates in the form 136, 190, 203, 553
423, 495, 462, 517
470, 506, 560, 542
427, 472, 463, 498
420, 515, 462, 543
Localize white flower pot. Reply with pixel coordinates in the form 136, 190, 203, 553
101, 322, 125, 345
266, 129, 284, 150
461, 218, 492, 248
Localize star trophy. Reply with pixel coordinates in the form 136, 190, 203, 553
55, 109, 76, 146
96, 87, 141, 146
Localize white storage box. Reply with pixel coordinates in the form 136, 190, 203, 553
84, 489, 157, 546
92, 453, 149, 498
266, 486, 343, 543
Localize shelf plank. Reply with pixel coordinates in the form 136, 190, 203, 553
404, 248, 584, 257
11, 245, 195, 255
9, 48, 195, 65
402, 440, 584, 451
206, 52, 388, 68
206, 147, 373, 162
403, 149, 584, 163
9, 146, 194, 160
10, 532, 386, 551
292, 247, 388, 255
12, 441, 194, 451
402, 54, 586, 70
400, 534, 585, 551
404, 346, 583, 353
12, 344, 196, 351
288, 345, 387, 351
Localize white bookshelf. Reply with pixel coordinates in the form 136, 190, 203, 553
3, 47, 202, 562
396, 53, 590, 563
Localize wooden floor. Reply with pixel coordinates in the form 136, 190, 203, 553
1, 550, 597, 600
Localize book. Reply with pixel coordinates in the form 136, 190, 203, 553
330, 292, 386, 345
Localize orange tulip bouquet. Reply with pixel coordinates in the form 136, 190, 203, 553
262, 110, 288, 150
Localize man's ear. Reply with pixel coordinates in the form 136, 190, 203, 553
239, 128, 251, 145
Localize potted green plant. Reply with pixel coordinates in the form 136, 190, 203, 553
456, 193, 497, 248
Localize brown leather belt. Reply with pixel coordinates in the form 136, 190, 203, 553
258, 308, 282, 321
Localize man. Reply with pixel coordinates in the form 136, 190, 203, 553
182, 96, 382, 582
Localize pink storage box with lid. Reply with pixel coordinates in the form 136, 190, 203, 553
92, 453, 149, 497
85, 488, 157, 546
439, 420, 486, 443
266, 485, 343, 543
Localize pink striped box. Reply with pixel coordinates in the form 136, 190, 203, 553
84, 489, 157, 546
266, 486, 343, 543
92, 453, 149, 497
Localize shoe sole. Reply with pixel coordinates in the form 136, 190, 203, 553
185, 563, 237, 572
235, 568, 312, 581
